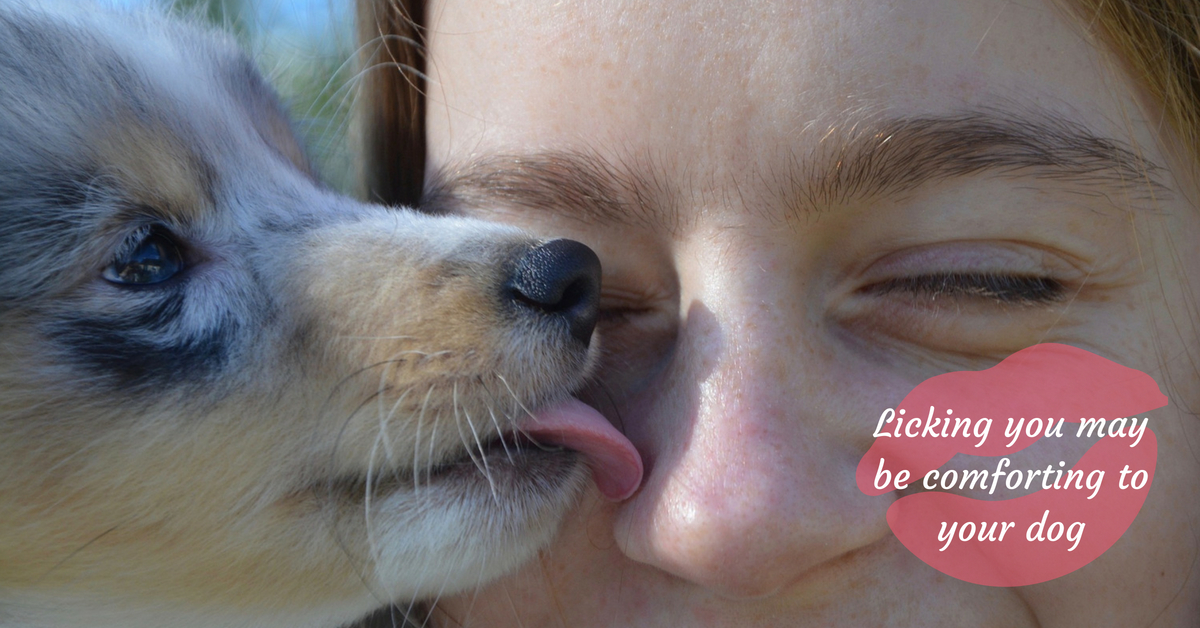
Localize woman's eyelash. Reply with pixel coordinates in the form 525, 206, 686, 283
864, 272, 1066, 305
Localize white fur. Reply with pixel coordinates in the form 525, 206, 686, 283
0, 3, 595, 627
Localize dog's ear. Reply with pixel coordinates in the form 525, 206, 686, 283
356, 0, 425, 208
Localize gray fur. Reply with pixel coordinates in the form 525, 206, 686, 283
0, 4, 598, 627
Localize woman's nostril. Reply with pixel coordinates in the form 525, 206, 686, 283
508, 239, 602, 345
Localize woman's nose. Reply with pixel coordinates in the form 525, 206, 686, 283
615, 286, 893, 599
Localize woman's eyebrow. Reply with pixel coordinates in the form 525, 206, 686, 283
797, 109, 1169, 210
423, 149, 661, 227
423, 108, 1169, 227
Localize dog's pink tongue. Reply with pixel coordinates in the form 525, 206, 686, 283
525, 399, 643, 501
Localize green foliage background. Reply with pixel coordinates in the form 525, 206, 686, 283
163, 0, 361, 195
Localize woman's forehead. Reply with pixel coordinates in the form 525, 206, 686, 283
425, 0, 1162, 178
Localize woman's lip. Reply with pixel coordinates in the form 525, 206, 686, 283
524, 398, 645, 500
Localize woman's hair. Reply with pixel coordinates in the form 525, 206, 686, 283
1070, 1, 1200, 164
353, 1, 1200, 202
357, 0, 425, 207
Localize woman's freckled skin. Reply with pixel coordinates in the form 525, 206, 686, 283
422, 0, 1200, 625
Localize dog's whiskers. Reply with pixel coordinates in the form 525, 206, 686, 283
462, 400, 498, 501
364, 425, 386, 568
307, 34, 429, 151
426, 408, 442, 489
496, 373, 539, 447
412, 385, 436, 494
380, 387, 412, 471
452, 382, 496, 498
0, 4, 607, 623
376, 355, 396, 453
479, 375, 516, 464
487, 404, 513, 464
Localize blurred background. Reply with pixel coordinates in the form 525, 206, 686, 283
111, 0, 361, 195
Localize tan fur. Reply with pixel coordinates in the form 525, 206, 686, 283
0, 4, 598, 627
95, 120, 213, 222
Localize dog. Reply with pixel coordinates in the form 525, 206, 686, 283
0, 3, 641, 627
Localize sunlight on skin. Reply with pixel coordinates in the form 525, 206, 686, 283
421, 0, 1200, 626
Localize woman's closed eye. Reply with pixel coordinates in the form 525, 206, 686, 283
861, 272, 1068, 306
833, 242, 1092, 359
585, 284, 680, 403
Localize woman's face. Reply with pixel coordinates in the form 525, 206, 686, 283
423, 0, 1200, 625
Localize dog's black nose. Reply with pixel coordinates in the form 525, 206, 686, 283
508, 239, 601, 346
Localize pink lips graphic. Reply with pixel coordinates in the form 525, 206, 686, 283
856, 343, 1167, 586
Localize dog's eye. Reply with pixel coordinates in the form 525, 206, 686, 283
103, 226, 184, 285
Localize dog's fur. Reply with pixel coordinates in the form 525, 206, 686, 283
0, 3, 600, 627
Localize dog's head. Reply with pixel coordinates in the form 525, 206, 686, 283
0, 4, 640, 627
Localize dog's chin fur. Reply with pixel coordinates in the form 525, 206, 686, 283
0, 3, 598, 627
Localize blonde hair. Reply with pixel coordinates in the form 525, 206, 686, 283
1071, 0, 1200, 165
